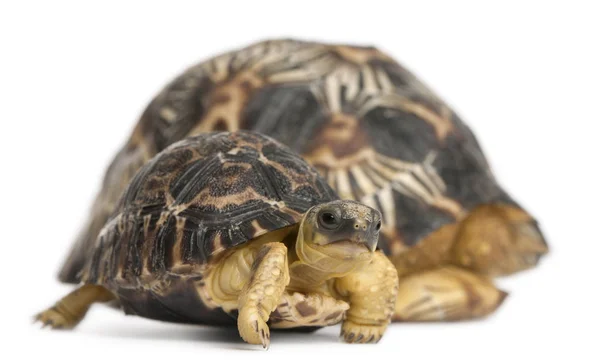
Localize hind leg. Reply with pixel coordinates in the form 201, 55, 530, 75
35, 284, 115, 329
452, 204, 549, 276
393, 266, 506, 322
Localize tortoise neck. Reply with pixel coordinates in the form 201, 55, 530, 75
289, 223, 370, 289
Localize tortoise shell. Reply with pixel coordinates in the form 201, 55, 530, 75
60, 38, 517, 283
83, 131, 337, 286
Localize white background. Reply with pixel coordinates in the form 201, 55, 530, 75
2, 1, 599, 359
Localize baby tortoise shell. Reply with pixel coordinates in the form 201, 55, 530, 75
60, 38, 537, 283
83, 131, 338, 324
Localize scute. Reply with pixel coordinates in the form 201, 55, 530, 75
82, 131, 337, 286
60, 38, 529, 283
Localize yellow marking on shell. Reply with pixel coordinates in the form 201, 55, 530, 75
285, 45, 328, 64
326, 170, 336, 189
364, 163, 391, 187
305, 144, 463, 239
156, 211, 171, 227
424, 152, 447, 191
172, 216, 187, 265
340, 66, 360, 102
374, 185, 396, 231
221, 161, 252, 170
204, 54, 231, 83
198, 39, 305, 83
261, 44, 332, 82
250, 220, 266, 235
359, 93, 453, 140
268, 67, 317, 83
257, 152, 317, 192
265, 43, 394, 88
431, 198, 465, 219
170, 263, 203, 275
349, 165, 377, 196
392, 172, 433, 200
96, 215, 121, 243
376, 152, 464, 218
335, 169, 353, 200
375, 68, 395, 92
333, 45, 395, 65
359, 194, 377, 211
401, 101, 453, 140
325, 72, 342, 112
188, 72, 264, 136
360, 65, 379, 95
328, 113, 358, 141
142, 214, 152, 239
159, 107, 177, 123
368, 156, 401, 180
213, 232, 225, 257
267, 50, 337, 83
305, 147, 376, 171
188, 186, 264, 210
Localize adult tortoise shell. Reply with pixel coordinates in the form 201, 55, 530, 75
39, 131, 397, 346
40, 39, 548, 343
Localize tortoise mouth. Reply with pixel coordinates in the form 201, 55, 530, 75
322, 239, 372, 259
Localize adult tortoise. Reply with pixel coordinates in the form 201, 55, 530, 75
38, 131, 397, 346
56, 39, 547, 324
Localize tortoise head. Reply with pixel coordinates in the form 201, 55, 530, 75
296, 200, 382, 273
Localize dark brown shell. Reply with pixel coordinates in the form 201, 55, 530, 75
82, 131, 337, 285
60, 38, 520, 283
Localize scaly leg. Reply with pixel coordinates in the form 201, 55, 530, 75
334, 251, 399, 344
452, 204, 548, 276
237, 242, 290, 348
269, 291, 349, 329
393, 266, 507, 321
35, 284, 115, 328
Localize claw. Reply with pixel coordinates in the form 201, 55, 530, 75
260, 328, 270, 349
238, 308, 271, 349
341, 320, 386, 344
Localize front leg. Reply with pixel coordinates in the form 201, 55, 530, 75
334, 251, 399, 344
270, 291, 349, 329
237, 242, 290, 348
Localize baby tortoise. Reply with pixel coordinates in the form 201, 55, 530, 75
38, 131, 398, 347
56, 39, 547, 326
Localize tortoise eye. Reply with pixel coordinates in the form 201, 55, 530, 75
375, 221, 382, 231
318, 211, 340, 230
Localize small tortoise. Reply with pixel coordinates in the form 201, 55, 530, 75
52, 39, 547, 330
38, 131, 397, 346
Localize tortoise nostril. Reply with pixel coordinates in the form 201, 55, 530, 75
354, 224, 359, 229
362, 225, 367, 230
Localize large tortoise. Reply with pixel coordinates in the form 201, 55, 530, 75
54, 39, 547, 327
38, 131, 397, 347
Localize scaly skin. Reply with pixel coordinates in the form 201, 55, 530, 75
35, 285, 115, 329
334, 252, 399, 343
270, 292, 349, 329
237, 243, 290, 348
393, 266, 507, 321
201, 201, 392, 347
